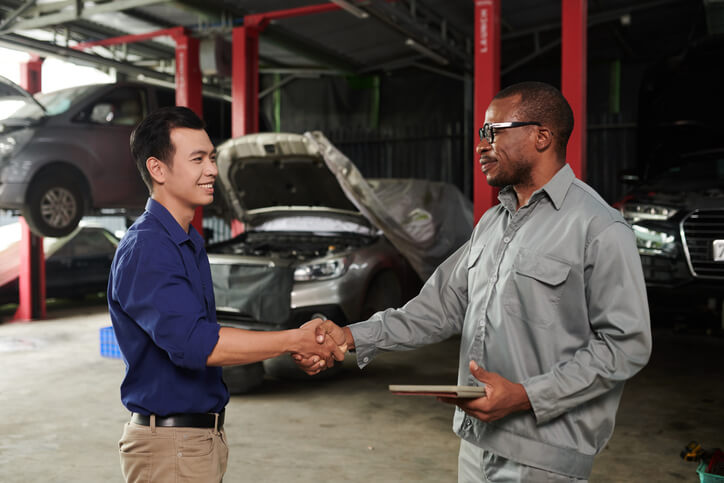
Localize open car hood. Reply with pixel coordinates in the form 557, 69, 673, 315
215, 131, 473, 280
215, 132, 358, 218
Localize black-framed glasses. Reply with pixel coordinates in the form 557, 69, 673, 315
479, 121, 541, 144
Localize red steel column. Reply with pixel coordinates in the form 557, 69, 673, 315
473, 0, 501, 223
231, 24, 260, 138
15, 56, 46, 321
561, 0, 587, 180
174, 32, 205, 235
230, 23, 261, 236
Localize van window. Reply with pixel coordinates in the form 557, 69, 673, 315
36, 85, 97, 115
75, 87, 147, 126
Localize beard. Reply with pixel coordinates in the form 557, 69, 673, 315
485, 157, 533, 188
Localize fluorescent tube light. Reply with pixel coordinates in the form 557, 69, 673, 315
330, 0, 369, 19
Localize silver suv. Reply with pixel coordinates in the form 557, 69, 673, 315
0, 76, 229, 237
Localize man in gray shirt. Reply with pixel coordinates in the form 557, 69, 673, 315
296, 81, 652, 482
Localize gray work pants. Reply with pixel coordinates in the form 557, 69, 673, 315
458, 439, 588, 483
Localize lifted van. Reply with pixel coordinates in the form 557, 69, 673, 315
0, 76, 230, 237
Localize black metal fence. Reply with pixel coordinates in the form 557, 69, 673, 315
325, 122, 470, 197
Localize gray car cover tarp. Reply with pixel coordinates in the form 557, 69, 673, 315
210, 264, 293, 324
305, 131, 473, 280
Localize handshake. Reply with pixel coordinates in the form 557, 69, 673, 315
290, 318, 352, 376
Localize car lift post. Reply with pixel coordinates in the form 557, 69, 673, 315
174, 31, 205, 236
472, 0, 501, 223
472, 0, 588, 222
14, 55, 46, 322
562, 0, 588, 180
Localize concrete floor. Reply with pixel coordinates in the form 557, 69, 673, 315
0, 305, 722, 482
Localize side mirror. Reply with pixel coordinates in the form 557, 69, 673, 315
90, 103, 115, 124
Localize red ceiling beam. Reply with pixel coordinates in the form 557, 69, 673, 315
73, 26, 185, 51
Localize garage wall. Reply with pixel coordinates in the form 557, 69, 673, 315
259, 69, 469, 196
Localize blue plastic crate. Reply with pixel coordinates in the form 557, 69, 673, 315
100, 326, 122, 359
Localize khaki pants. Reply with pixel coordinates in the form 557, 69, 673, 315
119, 416, 228, 483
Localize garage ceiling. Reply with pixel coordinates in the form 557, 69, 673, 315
0, 0, 706, 91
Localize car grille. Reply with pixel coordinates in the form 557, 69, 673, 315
681, 209, 724, 279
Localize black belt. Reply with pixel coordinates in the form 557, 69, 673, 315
131, 410, 224, 429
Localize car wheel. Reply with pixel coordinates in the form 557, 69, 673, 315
23, 174, 84, 237
222, 362, 265, 394
360, 270, 402, 320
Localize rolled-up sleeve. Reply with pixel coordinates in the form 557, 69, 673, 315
350, 240, 471, 368
112, 238, 220, 370
523, 221, 652, 423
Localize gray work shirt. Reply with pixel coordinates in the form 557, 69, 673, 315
349, 164, 652, 479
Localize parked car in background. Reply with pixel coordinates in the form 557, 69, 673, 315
0, 222, 119, 305
209, 131, 474, 393
616, 149, 724, 325
0, 75, 230, 237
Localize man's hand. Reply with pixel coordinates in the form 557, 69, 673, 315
292, 318, 348, 375
437, 361, 532, 422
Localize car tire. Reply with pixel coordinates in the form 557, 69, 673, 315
23, 173, 84, 237
222, 362, 265, 394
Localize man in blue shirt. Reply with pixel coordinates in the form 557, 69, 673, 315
108, 106, 345, 483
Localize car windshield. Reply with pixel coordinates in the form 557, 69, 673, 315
0, 96, 43, 123
0, 84, 97, 123
35, 85, 97, 115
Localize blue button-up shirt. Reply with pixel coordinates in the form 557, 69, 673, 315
108, 198, 229, 415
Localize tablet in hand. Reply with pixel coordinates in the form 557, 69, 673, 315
389, 384, 486, 398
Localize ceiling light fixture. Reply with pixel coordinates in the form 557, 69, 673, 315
330, 0, 369, 19
405, 38, 449, 65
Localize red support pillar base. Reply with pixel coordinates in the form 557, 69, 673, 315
14, 57, 45, 322
13, 218, 46, 322
473, 0, 501, 223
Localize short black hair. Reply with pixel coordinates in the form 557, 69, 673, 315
494, 81, 574, 156
130, 106, 206, 193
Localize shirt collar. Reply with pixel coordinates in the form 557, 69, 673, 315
540, 163, 575, 210
497, 163, 574, 212
145, 198, 204, 250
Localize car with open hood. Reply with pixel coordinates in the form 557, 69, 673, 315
208, 131, 473, 392
616, 149, 724, 325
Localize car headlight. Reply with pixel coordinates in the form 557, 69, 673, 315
0, 129, 32, 160
622, 203, 678, 223
632, 224, 677, 258
294, 257, 349, 281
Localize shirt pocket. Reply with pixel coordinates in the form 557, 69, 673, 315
503, 249, 571, 327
